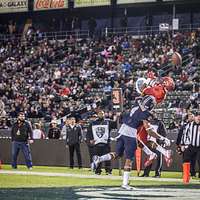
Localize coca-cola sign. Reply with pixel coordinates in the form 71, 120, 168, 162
34, 0, 68, 10
0, 0, 28, 13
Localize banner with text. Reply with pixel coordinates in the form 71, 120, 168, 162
0, 0, 28, 13
34, 0, 68, 11
117, 0, 156, 4
74, 0, 110, 8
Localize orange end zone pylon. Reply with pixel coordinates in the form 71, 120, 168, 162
183, 162, 190, 184
0, 160, 2, 169
135, 147, 142, 176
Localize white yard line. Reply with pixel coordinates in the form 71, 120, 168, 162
0, 170, 199, 183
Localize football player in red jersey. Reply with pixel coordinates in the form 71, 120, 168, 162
142, 76, 175, 103
135, 76, 175, 167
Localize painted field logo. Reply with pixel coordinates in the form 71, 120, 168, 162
74, 186, 200, 200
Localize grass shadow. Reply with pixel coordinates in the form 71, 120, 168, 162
0, 184, 200, 200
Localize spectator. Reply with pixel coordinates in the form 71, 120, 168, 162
65, 116, 83, 169
0, 30, 199, 131
32, 123, 45, 139
47, 120, 61, 139
11, 112, 33, 169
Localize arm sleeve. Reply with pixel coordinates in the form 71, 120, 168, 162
61, 126, 66, 139
48, 129, 52, 138
65, 128, 69, 144
109, 120, 117, 130
78, 125, 83, 143
157, 121, 167, 137
176, 125, 184, 145
86, 123, 94, 141
57, 129, 61, 139
41, 130, 45, 139
27, 122, 33, 140
11, 124, 15, 141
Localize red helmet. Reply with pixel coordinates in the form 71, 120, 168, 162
161, 76, 175, 91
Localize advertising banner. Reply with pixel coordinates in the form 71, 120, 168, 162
0, 0, 28, 13
159, 23, 170, 31
112, 88, 123, 112
74, 0, 110, 8
172, 18, 179, 30
117, 0, 156, 4
34, 0, 68, 11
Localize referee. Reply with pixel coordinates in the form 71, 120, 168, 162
182, 111, 200, 180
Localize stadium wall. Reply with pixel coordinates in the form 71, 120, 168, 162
1, 2, 200, 32
0, 138, 183, 171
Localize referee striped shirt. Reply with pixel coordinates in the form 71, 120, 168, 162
180, 122, 191, 145
184, 121, 200, 147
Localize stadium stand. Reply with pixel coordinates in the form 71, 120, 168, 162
0, 28, 199, 136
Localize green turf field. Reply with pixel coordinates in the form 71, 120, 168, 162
1, 164, 184, 178
0, 165, 200, 200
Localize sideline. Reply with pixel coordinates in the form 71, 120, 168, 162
0, 170, 199, 183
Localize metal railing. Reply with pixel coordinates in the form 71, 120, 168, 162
1, 23, 200, 41
104, 23, 200, 36
0, 30, 90, 41
39, 30, 90, 40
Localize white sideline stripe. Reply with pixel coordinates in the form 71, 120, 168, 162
0, 170, 199, 183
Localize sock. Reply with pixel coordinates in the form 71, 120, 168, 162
143, 145, 154, 156
99, 154, 112, 162
123, 171, 130, 186
156, 145, 168, 157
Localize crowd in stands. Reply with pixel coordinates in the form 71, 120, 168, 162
0, 29, 200, 133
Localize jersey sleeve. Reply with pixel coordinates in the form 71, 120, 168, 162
140, 111, 152, 121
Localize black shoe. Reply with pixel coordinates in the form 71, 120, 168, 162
106, 171, 112, 175
139, 174, 149, 177
95, 172, 101, 175
191, 175, 196, 179
12, 167, 17, 170
191, 174, 196, 177
153, 174, 161, 178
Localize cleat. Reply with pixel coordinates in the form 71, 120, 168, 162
91, 155, 100, 171
139, 174, 149, 177
121, 185, 136, 190
144, 153, 157, 167
165, 150, 173, 167
153, 174, 161, 178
